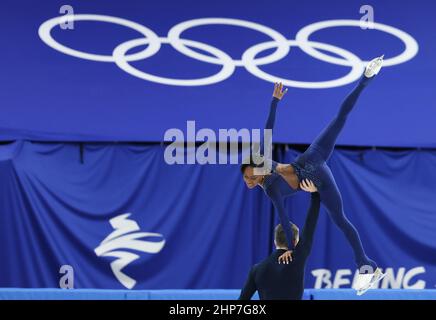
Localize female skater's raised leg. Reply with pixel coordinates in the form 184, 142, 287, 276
276, 56, 384, 186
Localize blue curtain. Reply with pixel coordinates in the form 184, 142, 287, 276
0, 141, 272, 289
0, 141, 435, 289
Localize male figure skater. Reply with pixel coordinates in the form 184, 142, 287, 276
239, 180, 320, 300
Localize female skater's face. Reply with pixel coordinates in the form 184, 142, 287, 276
243, 166, 263, 188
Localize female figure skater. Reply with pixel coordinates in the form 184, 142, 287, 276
241, 56, 385, 294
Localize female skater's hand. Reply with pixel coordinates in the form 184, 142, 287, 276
278, 250, 293, 264
272, 82, 288, 100
300, 179, 318, 193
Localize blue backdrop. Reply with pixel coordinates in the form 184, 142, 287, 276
0, 141, 434, 289
0, 0, 435, 292
1, 0, 436, 147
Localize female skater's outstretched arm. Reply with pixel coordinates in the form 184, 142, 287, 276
254, 83, 287, 158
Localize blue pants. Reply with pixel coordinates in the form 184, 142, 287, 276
296, 75, 377, 271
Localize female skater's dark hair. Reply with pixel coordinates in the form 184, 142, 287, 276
240, 155, 264, 174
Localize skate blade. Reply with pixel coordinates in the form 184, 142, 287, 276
356, 272, 386, 296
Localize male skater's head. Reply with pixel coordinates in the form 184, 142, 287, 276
275, 222, 299, 249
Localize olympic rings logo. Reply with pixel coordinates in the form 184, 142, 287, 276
38, 15, 419, 88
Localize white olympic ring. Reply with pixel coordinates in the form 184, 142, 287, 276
242, 40, 364, 89
113, 37, 235, 86
295, 20, 419, 67
38, 14, 161, 63
167, 18, 290, 67
38, 15, 419, 88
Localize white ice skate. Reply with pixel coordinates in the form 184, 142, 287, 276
364, 55, 384, 78
355, 268, 386, 296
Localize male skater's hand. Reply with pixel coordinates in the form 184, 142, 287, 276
272, 82, 288, 100
278, 250, 293, 264
300, 179, 318, 193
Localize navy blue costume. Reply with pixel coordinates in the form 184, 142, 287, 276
258, 75, 377, 270
239, 193, 320, 300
